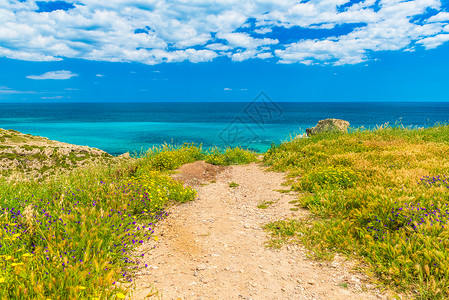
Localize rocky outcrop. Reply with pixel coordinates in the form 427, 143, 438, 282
0, 128, 115, 178
306, 119, 350, 136
118, 152, 131, 159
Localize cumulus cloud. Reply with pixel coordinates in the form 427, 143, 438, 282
0, 0, 448, 65
417, 34, 449, 49
27, 70, 78, 80
217, 32, 278, 49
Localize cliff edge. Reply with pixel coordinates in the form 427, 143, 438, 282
0, 128, 118, 178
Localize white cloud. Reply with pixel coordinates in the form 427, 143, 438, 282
275, 0, 446, 65
0, 86, 35, 94
41, 96, 64, 99
27, 70, 78, 80
224, 88, 232, 91
256, 52, 273, 59
217, 32, 278, 49
0, 0, 448, 65
206, 43, 231, 51
428, 12, 449, 22
417, 34, 449, 49
254, 27, 272, 34
231, 50, 258, 62
96, 74, 105, 77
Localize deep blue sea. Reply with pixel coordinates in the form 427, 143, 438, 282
0, 102, 448, 155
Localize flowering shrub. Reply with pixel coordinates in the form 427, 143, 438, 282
296, 166, 359, 192
205, 147, 257, 166
142, 143, 203, 171
419, 175, 449, 189
0, 159, 196, 299
367, 202, 449, 239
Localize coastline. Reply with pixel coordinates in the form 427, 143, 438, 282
1, 101, 448, 156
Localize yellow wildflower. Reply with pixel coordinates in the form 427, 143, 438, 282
11, 262, 24, 267
0, 277, 5, 283
116, 292, 126, 299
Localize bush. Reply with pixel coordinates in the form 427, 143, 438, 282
140, 143, 203, 171
205, 147, 257, 166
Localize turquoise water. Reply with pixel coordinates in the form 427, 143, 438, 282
1, 102, 448, 155
4, 121, 300, 155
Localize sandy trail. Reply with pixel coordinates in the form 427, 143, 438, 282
132, 162, 386, 300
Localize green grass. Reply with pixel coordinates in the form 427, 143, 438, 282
257, 200, 274, 209
0, 156, 197, 299
0, 142, 258, 299
229, 182, 239, 188
274, 189, 291, 193
338, 283, 349, 289
204, 147, 257, 166
264, 124, 449, 299
264, 219, 303, 249
139, 143, 203, 171
139, 144, 257, 171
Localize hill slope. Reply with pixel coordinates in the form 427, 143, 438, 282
0, 128, 114, 178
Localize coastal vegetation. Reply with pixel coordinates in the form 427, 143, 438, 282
139, 143, 257, 171
2, 124, 449, 298
0, 140, 256, 299
264, 124, 449, 299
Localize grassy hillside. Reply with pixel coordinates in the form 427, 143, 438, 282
0, 141, 256, 299
264, 125, 449, 299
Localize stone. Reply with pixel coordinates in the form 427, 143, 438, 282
119, 152, 131, 158
306, 119, 350, 136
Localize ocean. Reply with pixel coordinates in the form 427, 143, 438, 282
1, 101, 448, 155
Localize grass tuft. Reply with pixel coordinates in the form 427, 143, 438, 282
205, 147, 257, 166
229, 182, 239, 188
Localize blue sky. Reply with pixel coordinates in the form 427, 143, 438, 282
1, 0, 449, 102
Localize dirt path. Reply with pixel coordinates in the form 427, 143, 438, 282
131, 162, 388, 300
